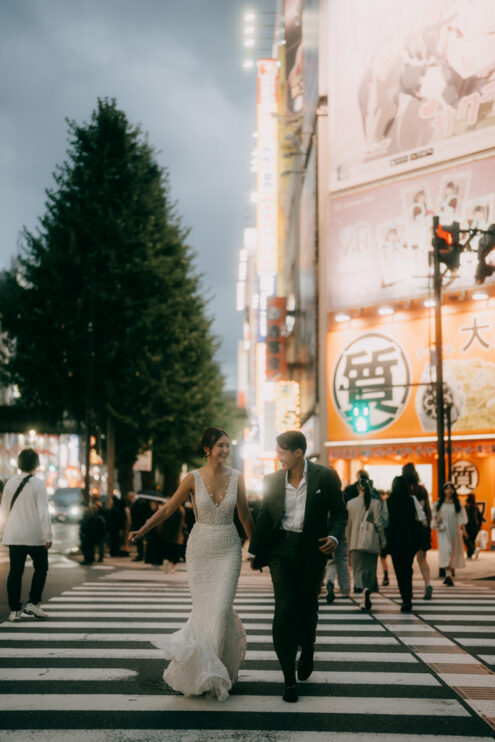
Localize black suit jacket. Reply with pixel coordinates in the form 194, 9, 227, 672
249, 461, 348, 570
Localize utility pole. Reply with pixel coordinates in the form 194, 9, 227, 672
84, 289, 95, 505
106, 415, 115, 510
432, 216, 446, 493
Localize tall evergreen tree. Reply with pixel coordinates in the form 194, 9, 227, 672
0, 98, 228, 494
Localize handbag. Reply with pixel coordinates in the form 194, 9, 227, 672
357, 507, 381, 554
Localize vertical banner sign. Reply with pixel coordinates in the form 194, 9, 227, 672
256, 59, 279, 277
266, 297, 288, 380
284, 0, 304, 116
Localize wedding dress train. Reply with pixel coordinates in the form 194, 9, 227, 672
155, 468, 246, 702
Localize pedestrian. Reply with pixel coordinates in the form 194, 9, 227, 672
324, 533, 351, 603
130, 494, 151, 562
432, 481, 468, 586
162, 504, 187, 572
0, 448, 53, 622
249, 430, 348, 703
464, 493, 484, 560
386, 475, 426, 613
79, 503, 106, 565
402, 462, 433, 599
130, 426, 254, 702
144, 500, 166, 568
378, 489, 390, 587
120, 493, 132, 555
346, 474, 388, 611
108, 496, 126, 556
343, 469, 374, 503
90, 495, 107, 562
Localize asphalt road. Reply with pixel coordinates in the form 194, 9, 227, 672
1, 551, 495, 740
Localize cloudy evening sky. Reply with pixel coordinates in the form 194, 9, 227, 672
0, 0, 270, 387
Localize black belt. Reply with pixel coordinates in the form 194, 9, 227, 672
278, 529, 303, 539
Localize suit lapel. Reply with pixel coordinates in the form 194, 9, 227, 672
269, 470, 286, 524
303, 461, 319, 525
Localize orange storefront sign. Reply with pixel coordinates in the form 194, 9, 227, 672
327, 300, 495, 441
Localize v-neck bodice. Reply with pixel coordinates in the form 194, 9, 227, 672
192, 469, 239, 525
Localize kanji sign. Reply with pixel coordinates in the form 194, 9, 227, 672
332, 333, 411, 433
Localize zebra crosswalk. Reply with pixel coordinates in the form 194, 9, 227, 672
0, 570, 494, 741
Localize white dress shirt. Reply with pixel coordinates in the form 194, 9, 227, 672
280, 459, 308, 532
0, 473, 53, 546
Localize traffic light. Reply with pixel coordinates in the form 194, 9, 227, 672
475, 223, 495, 284
351, 400, 370, 433
433, 221, 461, 271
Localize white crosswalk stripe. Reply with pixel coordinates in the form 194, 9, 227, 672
0, 572, 494, 739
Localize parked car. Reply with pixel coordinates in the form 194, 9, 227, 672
49, 488, 84, 522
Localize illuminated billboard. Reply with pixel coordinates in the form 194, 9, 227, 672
257, 59, 279, 276
328, 0, 495, 191
327, 156, 495, 311
327, 302, 495, 441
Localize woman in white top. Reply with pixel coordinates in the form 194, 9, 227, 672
432, 482, 467, 586
0, 448, 53, 622
346, 479, 388, 612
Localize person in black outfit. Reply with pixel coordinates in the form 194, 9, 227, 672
79, 504, 106, 565
386, 475, 426, 612
464, 493, 484, 559
108, 498, 125, 557
343, 469, 373, 503
402, 462, 433, 599
249, 430, 348, 703
130, 495, 151, 561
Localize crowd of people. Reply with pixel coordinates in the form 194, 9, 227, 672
78, 492, 194, 570
78, 488, 260, 570
0, 439, 490, 704
324, 463, 486, 613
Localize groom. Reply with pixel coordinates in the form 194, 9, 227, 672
249, 430, 347, 703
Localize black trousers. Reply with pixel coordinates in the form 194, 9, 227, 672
7, 545, 49, 611
390, 549, 416, 607
268, 531, 326, 682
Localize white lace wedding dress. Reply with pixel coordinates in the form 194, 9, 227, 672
155, 468, 246, 702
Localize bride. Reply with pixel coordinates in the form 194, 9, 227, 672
129, 427, 254, 701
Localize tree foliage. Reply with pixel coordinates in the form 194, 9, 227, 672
0, 98, 230, 493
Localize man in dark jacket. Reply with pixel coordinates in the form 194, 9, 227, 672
249, 430, 347, 703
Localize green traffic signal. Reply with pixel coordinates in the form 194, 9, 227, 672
351, 400, 370, 433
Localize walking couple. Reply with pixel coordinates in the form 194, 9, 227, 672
130, 427, 347, 703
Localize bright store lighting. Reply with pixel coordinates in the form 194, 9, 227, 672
335, 312, 351, 323
244, 38, 255, 48
423, 299, 436, 308
243, 60, 254, 69
472, 291, 489, 301
244, 25, 255, 34
252, 131, 258, 138
249, 192, 259, 204
244, 12, 256, 22
378, 306, 394, 316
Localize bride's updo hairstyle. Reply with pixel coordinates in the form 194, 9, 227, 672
197, 426, 229, 457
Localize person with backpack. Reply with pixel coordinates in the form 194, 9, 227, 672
0, 448, 53, 622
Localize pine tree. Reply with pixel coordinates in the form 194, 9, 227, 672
0, 98, 228, 495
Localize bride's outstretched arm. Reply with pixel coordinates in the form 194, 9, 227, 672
129, 472, 194, 542
236, 473, 254, 542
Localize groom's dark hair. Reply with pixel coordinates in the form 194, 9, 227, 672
276, 430, 307, 454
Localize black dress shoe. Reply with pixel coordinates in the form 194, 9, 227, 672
400, 604, 413, 613
297, 651, 314, 681
283, 683, 298, 702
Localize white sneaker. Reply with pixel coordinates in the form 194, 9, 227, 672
23, 602, 49, 619
8, 610, 22, 622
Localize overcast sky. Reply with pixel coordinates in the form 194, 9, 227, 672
0, 0, 270, 388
